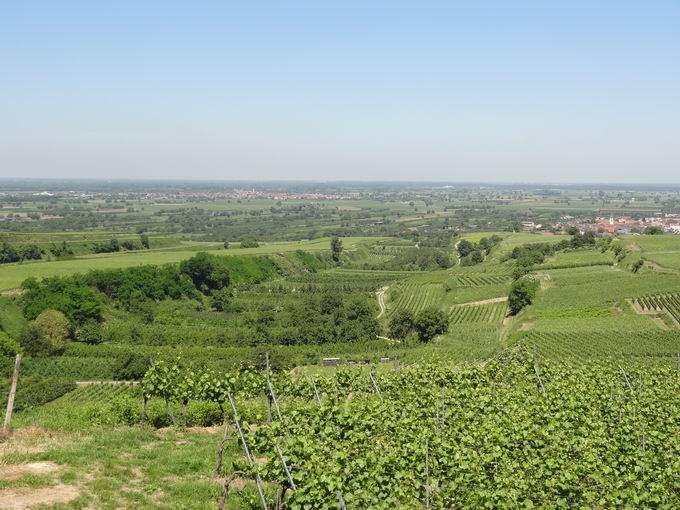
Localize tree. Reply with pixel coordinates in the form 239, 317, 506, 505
75, 320, 103, 344
19, 244, 42, 261
240, 239, 259, 248
644, 226, 664, 235
140, 234, 150, 249
20, 309, 70, 356
0, 242, 20, 264
508, 278, 539, 315
460, 249, 484, 266
210, 287, 233, 311
457, 239, 474, 258
331, 236, 343, 264
0, 330, 21, 357
33, 309, 70, 345
223, 241, 229, 249
631, 259, 644, 273
413, 308, 449, 342
179, 252, 230, 293
388, 310, 414, 340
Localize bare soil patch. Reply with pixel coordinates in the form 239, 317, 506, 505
0, 461, 61, 481
0, 484, 79, 509
458, 296, 508, 306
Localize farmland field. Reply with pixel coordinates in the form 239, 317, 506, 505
3, 181, 680, 508
0, 237, 380, 290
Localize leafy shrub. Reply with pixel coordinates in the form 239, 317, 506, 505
388, 310, 414, 340
180, 252, 230, 293
33, 309, 71, 344
0, 330, 21, 357
0, 377, 75, 411
21, 276, 102, 326
508, 278, 539, 315
413, 308, 449, 342
112, 354, 150, 380
240, 239, 259, 248
75, 320, 104, 344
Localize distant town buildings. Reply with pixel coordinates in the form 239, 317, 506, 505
555, 213, 680, 235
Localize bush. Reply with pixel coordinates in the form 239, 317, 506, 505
210, 287, 233, 311
240, 239, 259, 248
388, 310, 414, 340
75, 320, 103, 344
0, 330, 21, 357
460, 250, 484, 266
34, 309, 71, 343
180, 252, 230, 293
413, 308, 449, 342
21, 276, 103, 326
0, 377, 75, 411
508, 278, 539, 315
631, 259, 644, 273
112, 354, 150, 380
19, 325, 62, 356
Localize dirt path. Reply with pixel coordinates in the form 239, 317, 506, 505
75, 380, 139, 386
376, 286, 388, 318
453, 239, 461, 263
455, 296, 508, 307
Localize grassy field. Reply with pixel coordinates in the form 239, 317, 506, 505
0, 237, 381, 290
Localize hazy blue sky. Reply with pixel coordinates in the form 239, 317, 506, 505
2, 1, 679, 182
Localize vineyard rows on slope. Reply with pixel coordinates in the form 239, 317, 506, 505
634, 293, 680, 325
518, 329, 680, 361
449, 302, 507, 324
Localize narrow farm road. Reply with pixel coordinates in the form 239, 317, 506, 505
455, 296, 508, 307
376, 286, 388, 318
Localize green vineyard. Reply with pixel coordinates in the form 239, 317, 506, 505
387, 281, 445, 316
453, 275, 510, 286
518, 329, 680, 361
56, 382, 139, 404
634, 293, 680, 325
449, 301, 507, 324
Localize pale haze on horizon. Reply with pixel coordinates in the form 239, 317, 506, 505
1, 1, 680, 183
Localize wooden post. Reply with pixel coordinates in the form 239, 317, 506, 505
140, 395, 148, 426
3, 354, 22, 436
213, 417, 231, 479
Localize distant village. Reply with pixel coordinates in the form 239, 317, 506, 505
523, 213, 680, 235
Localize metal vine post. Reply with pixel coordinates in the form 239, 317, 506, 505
227, 393, 269, 510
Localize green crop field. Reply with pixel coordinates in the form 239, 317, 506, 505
0, 237, 380, 290
3, 181, 680, 508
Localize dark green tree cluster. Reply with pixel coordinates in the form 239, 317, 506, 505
240, 238, 259, 248
458, 235, 502, 266
243, 291, 381, 346
49, 241, 74, 258
388, 307, 449, 342
331, 236, 343, 264
22, 276, 103, 326
0, 241, 43, 263
179, 252, 230, 293
387, 247, 452, 270
85, 265, 198, 308
508, 278, 539, 315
